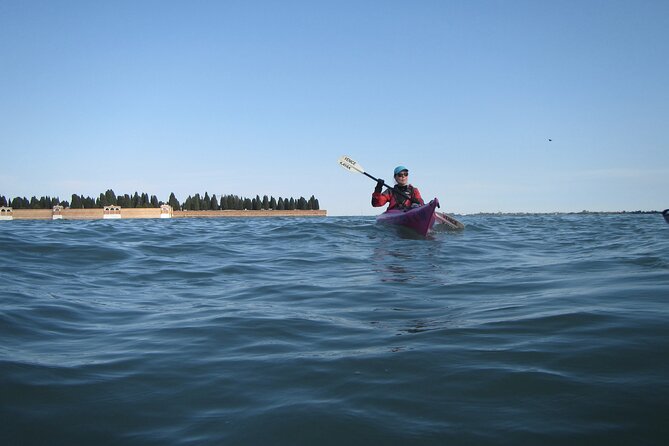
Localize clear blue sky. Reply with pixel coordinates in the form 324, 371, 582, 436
1, 0, 667, 215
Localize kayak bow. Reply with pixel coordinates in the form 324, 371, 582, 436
376, 198, 440, 237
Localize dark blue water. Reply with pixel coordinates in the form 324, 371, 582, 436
2, 215, 668, 445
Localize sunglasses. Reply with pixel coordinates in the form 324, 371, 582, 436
395, 172, 408, 177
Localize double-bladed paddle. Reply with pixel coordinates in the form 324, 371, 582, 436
338, 155, 418, 204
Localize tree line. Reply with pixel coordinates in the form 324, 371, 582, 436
0, 190, 320, 211
178, 193, 319, 211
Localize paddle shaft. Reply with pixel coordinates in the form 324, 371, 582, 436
364, 172, 421, 204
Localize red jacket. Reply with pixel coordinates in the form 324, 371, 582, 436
372, 185, 424, 210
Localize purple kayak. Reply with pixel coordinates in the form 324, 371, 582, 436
376, 198, 440, 237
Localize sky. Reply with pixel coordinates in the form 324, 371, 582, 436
1, 0, 667, 215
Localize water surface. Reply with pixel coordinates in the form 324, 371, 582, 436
1, 215, 668, 445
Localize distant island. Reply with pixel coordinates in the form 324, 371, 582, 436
0, 189, 320, 211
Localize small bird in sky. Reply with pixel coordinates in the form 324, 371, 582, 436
548, 139, 552, 142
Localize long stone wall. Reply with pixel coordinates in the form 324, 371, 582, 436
7, 208, 326, 220
11, 209, 54, 220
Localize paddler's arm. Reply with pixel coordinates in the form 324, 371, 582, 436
372, 179, 391, 207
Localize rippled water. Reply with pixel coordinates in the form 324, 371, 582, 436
2, 215, 668, 445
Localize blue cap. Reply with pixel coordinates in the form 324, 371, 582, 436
394, 165, 409, 176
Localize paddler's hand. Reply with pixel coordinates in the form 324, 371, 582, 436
374, 179, 384, 194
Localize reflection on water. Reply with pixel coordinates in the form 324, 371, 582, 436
371, 235, 450, 285
372, 246, 416, 283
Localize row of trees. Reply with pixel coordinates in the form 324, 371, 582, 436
0, 191, 160, 210
179, 193, 319, 211
0, 196, 68, 209
0, 190, 320, 211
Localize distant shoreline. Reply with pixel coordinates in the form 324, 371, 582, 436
4, 208, 326, 221
2, 208, 664, 221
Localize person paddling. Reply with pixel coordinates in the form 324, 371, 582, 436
372, 165, 424, 210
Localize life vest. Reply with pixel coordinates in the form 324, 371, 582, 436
390, 185, 416, 210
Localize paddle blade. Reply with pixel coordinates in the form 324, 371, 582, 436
435, 212, 465, 230
338, 155, 365, 174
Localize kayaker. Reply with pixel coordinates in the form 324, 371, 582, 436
372, 165, 425, 210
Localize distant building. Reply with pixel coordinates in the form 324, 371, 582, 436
52, 205, 64, 220
160, 204, 173, 219
0, 206, 13, 221
103, 205, 122, 219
